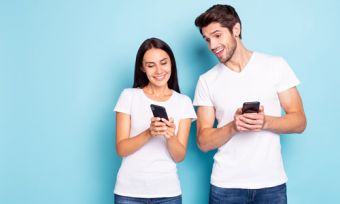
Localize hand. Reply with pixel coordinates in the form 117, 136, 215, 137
234, 106, 265, 132
149, 117, 167, 136
160, 117, 176, 139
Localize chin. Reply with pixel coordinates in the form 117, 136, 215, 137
151, 81, 168, 87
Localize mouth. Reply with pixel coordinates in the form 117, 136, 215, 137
153, 74, 166, 81
212, 47, 224, 58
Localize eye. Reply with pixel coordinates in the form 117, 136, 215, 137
145, 63, 154, 68
161, 61, 168, 65
215, 34, 221, 38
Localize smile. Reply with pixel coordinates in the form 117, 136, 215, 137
153, 75, 166, 81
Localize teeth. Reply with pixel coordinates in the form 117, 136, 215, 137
214, 48, 223, 54
154, 75, 165, 81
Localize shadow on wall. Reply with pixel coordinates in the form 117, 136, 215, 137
178, 31, 217, 97
179, 122, 216, 204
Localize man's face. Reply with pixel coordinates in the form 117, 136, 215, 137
201, 22, 237, 64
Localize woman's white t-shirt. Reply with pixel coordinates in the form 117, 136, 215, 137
114, 88, 196, 197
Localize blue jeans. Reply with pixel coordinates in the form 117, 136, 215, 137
114, 194, 182, 204
209, 183, 287, 204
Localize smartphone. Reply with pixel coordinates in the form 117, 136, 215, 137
150, 104, 169, 120
242, 101, 260, 114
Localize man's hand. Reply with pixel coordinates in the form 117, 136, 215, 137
234, 106, 265, 132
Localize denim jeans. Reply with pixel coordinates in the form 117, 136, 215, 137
114, 194, 182, 204
209, 183, 287, 204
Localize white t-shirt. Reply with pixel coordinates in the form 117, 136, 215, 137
193, 52, 300, 189
114, 88, 196, 197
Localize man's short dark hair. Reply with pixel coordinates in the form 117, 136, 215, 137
195, 4, 242, 39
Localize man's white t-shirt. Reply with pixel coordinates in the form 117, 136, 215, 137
193, 52, 300, 189
114, 88, 196, 197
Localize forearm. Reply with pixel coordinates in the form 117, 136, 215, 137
197, 121, 237, 152
116, 129, 151, 157
166, 136, 186, 162
264, 112, 306, 134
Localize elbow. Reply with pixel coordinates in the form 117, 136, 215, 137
297, 119, 307, 134
198, 144, 210, 153
174, 155, 185, 163
197, 136, 210, 153
172, 151, 186, 163
295, 116, 307, 134
116, 145, 128, 157
116, 149, 125, 157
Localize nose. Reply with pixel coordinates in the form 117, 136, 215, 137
209, 39, 218, 50
155, 65, 162, 74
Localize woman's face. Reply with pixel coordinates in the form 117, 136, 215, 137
142, 48, 172, 88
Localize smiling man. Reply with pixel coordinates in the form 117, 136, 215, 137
193, 4, 307, 204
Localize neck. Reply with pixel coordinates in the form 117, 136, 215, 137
143, 84, 171, 97
224, 41, 252, 72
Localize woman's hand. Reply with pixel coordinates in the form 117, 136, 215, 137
160, 118, 176, 139
149, 117, 167, 136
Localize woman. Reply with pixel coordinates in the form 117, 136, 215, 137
114, 38, 196, 204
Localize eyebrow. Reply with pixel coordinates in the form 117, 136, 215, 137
203, 30, 221, 39
144, 57, 168, 64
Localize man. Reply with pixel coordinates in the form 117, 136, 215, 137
193, 4, 307, 204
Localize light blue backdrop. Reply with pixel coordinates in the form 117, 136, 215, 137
1, 0, 339, 203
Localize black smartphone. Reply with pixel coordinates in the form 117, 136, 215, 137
242, 101, 260, 114
150, 104, 169, 120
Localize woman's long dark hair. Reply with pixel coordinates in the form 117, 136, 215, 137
132, 37, 180, 93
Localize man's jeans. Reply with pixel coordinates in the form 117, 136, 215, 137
209, 183, 287, 204
114, 194, 182, 204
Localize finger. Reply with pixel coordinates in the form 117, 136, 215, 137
153, 121, 167, 127
237, 126, 251, 132
259, 105, 264, 113
242, 113, 260, 120
161, 118, 176, 128
151, 117, 161, 122
235, 108, 242, 115
240, 117, 263, 127
160, 118, 171, 126
153, 126, 167, 132
238, 120, 259, 130
235, 120, 250, 130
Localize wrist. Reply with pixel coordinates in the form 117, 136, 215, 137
229, 120, 238, 135
263, 115, 270, 130
146, 128, 152, 138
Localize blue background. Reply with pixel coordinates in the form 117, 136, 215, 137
1, 0, 339, 203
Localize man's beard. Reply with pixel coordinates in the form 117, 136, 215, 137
220, 39, 237, 64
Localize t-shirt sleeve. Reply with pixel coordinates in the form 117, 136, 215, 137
275, 57, 300, 93
113, 89, 133, 114
181, 96, 197, 120
193, 76, 213, 106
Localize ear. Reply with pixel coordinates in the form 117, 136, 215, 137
232, 23, 241, 38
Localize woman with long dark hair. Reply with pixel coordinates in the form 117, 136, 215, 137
113, 38, 196, 204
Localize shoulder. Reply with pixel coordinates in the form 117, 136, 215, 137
172, 91, 193, 104
119, 88, 141, 99
121, 88, 140, 95
254, 52, 286, 65
198, 64, 223, 82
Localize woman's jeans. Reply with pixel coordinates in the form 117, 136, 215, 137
114, 194, 182, 204
209, 183, 287, 204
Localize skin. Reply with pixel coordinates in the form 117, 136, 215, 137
116, 48, 192, 162
196, 22, 307, 152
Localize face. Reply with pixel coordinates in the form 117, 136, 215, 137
142, 48, 172, 88
202, 22, 237, 64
